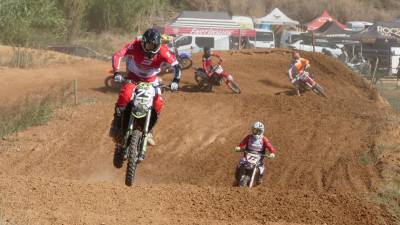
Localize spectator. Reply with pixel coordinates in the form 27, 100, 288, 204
396, 61, 400, 79
340, 47, 349, 63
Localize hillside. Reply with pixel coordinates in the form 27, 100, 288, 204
0, 49, 398, 224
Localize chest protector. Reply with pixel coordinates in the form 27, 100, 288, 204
247, 136, 264, 152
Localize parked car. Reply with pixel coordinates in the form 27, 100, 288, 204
289, 39, 342, 58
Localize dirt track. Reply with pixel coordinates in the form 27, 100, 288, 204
0, 49, 397, 225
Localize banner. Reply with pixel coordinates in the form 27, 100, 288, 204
165, 26, 256, 37
377, 26, 400, 38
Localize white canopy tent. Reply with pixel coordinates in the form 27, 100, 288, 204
254, 8, 299, 26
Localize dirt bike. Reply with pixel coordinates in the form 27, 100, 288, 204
194, 62, 241, 94
292, 71, 326, 97
161, 48, 192, 73
112, 78, 169, 186
235, 150, 274, 188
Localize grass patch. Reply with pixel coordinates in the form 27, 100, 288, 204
376, 176, 400, 221
0, 83, 73, 139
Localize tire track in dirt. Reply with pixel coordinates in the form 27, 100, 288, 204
0, 49, 397, 224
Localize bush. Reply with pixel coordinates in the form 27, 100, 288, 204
0, 0, 67, 45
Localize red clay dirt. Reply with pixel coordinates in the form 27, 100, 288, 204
0, 49, 397, 225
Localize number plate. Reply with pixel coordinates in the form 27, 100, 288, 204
245, 153, 261, 164
215, 65, 223, 74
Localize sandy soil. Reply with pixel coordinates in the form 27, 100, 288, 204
0, 49, 398, 225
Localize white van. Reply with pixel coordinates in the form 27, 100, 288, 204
173, 35, 230, 54
250, 29, 275, 48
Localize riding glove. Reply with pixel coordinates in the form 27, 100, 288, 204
114, 72, 123, 82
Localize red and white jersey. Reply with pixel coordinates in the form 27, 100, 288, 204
239, 135, 276, 153
202, 53, 222, 74
112, 39, 178, 81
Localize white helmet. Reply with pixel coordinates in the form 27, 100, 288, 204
251, 121, 264, 138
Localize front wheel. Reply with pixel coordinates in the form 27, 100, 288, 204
179, 58, 193, 70
312, 83, 326, 97
227, 79, 241, 94
125, 129, 142, 186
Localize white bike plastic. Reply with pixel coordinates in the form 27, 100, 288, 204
245, 153, 261, 164
214, 65, 224, 74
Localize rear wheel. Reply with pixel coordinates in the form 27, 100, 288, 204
195, 72, 213, 92
227, 80, 241, 94
113, 146, 124, 168
125, 129, 142, 186
239, 175, 249, 187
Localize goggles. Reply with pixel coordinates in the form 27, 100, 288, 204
144, 42, 160, 53
252, 128, 263, 135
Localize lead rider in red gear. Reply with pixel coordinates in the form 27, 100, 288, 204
109, 28, 181, 146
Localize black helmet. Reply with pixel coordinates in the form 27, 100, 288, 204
141, 28, 162, 58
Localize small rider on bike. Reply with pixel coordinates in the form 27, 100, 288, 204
202, 47, 230, 85
234, 121, 277, 184
288, 51, 311, 96
109, 28, 181, 160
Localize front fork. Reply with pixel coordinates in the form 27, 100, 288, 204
221, 73, 233, 85
139, 110, 152, 158
249, 167, 258, 188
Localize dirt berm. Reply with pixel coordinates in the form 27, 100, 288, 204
0, 49, 397, 225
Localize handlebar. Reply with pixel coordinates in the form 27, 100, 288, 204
235, 149, 275, 159
114, 76, 176, 92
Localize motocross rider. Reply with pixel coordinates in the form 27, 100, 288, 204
234, 122, 276, 184
288, 52, 311, 96
202, 47, 230, 85
109, 28, 181, 160
160, 34, 176, 73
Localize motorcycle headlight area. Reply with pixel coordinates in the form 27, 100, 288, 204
244, 163, 256, 170
132, 104, 150, 118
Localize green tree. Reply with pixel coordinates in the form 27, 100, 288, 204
0, 0, 67, 45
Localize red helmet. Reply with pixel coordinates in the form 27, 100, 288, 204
292, 51, 300, 59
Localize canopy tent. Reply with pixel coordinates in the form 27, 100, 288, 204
164, 11, 255, 37
254, 8, 299, 26
314, 21, 356, 38
349, 22, 400, 71
351, 21, 400, 43
306, 10, 346, 31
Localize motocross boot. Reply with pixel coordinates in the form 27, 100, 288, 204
109, 106, 124, 144
147, 132, 156, 146
147, 113, 158, 146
